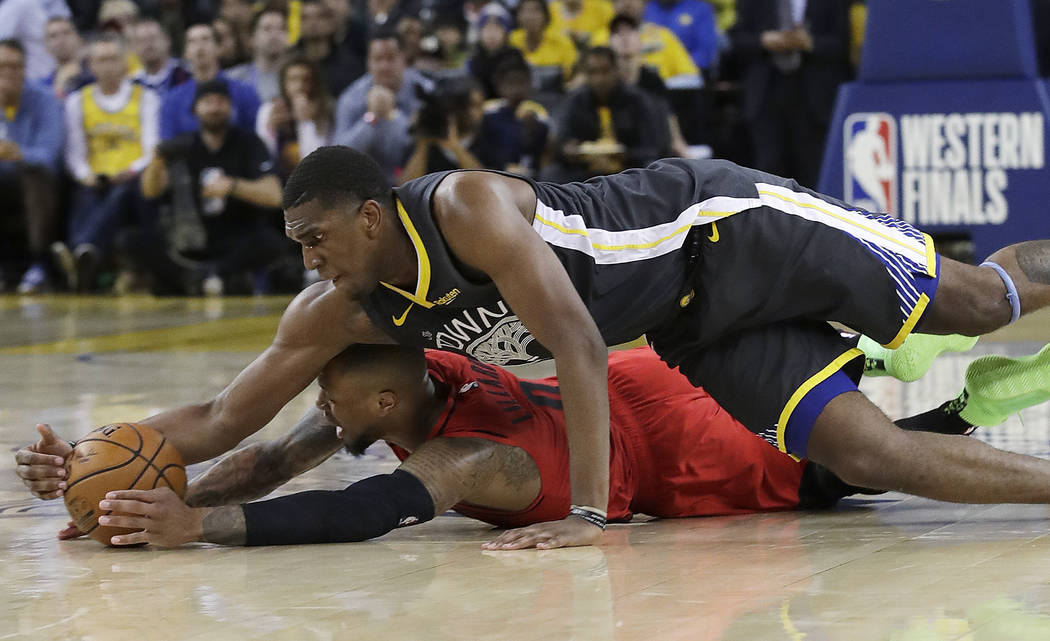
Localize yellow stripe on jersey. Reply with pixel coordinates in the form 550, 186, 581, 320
379, 198, 434, 309
530, 196, 759, 264
775, 347, 864, 459
882, 292, 931, 349
756, 183, 928, 265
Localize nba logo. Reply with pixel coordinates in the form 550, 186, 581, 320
844, 113, 897, 214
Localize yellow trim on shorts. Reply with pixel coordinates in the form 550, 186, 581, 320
882, 292, 931, 349
775, 347, 864, 459
922, 232, 937, 277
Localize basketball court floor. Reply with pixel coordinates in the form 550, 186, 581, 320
2, 295, 1049, 640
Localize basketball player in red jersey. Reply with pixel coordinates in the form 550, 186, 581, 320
90, 345, 1002, 547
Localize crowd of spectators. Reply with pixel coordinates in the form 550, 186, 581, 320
0, 0, 871, 296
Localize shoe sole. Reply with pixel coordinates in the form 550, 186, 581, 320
863, 333, 979, 382
962, 343, 1050, 426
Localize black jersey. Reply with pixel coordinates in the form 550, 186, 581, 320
360, 159, 764, 366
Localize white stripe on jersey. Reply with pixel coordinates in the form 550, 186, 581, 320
755, 183, 929, 267
531, 196, 759, 265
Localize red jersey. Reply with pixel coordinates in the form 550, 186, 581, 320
389, 348, 806, 528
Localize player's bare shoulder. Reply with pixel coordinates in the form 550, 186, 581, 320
277, 281, 394, 347
431, 170, 538, 227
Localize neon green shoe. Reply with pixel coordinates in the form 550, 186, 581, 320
959, 343, 1050, 427
860, 333, 979, 382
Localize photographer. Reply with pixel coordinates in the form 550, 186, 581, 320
127, 79, 286, 296
400, 77, 484, 182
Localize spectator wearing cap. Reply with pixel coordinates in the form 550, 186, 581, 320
334, 31, 432, 141
292, 0, 364, 97
129, 17, 191, 98
56, 34, 160, 293
509, 0, 578, 92
227, 8, 289, 103
132, 79, 286, 296
0, 39, 64, 293
159, 23, 261, 140
467, 5, 517, 100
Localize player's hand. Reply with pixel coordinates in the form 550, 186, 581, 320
57, 521, 85, 540
15, 424, 73, 499
99, 487, 206, 548
481, 516, 603, 550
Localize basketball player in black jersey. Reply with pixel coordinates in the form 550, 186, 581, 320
16, 146, 1050, 551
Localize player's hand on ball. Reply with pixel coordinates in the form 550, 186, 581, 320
58, 521, 85, 540
482, 516, 603, 551
98, 487, 205, 548
14, 424, 73, 499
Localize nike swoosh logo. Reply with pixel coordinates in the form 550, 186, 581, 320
392, 304, 413, 326
707, 222, 719, 242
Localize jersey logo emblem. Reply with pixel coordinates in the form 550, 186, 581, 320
467, 316, 539, 365
706, 222, 719, 242
459, 381, 479, 394
844, 112, 898, 214
392, 304, 414, 326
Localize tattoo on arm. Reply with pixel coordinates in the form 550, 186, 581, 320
185, 407, 343, 507
201, 506, 247, 546
1016, 240, 1050, 286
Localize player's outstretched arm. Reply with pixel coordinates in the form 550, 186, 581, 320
13, 282, 389, 501
185, 406, 344, 507
100, 437, 504, 547
433, 172, 610, 550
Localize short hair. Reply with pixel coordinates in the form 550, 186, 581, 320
326, 344, 427, 381
87, 32, 127, 53
0, 39, 25, 57
283, 146, 393, 211
583, 46, 616, 67
609, 13, 639, 34
250, 6, 287, 34
368, 26, 404, 50
185, 21, 219, 41
517, 0, 551, 26
494, 50, 531, 78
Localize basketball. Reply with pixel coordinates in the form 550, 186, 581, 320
63, 423, 187, 546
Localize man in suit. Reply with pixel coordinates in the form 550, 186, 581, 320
729, 0, 851, 189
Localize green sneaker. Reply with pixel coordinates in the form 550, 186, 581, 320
959, 343, 1050, 427
860, 333, 979, 382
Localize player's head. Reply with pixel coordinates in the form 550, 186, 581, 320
282, 146, 396, 294
316, 344, 429, 454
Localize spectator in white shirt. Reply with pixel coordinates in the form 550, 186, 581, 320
255, 56, 334, 179
56, 33, 160, 292
0, 0, 54, 80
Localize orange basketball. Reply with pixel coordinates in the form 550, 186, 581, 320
63, 423, 187, 546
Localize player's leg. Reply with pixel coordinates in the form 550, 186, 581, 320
919, 244, 1050, 336
806, 390, 1050, 504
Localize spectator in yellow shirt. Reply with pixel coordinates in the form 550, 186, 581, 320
509, 0, 578, 91
592, 0, 702, 89
549, 0, 615, 49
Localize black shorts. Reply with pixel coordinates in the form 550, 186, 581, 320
649, 183, 940, 458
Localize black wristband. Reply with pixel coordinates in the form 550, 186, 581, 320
569, 506, 607, 530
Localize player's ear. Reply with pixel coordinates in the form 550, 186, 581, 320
359, 199, 383, 236
377, 390, 398, 413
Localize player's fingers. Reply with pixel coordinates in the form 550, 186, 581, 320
535, 536, 563, 550
111, 530, 149, 546
14, 450, 66, 467
104, 489, 160, 503
483, 529, 527, 548
36, 424, 59, 444
16, 464, 66, 480
38, 488, 65, 500
57, 522, 84, 540
99, 499, 152, 516
23, 477, 67, 494
98, 514, 148, 530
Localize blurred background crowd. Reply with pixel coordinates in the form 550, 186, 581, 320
0, 0, 1007, 297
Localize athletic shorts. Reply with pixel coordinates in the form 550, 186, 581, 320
648, 183, 940, 458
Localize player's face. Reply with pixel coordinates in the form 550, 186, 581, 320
316, 373, 382, 455
284, 198, 381, 295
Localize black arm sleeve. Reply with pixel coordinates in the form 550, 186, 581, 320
241, 469, 436, 546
